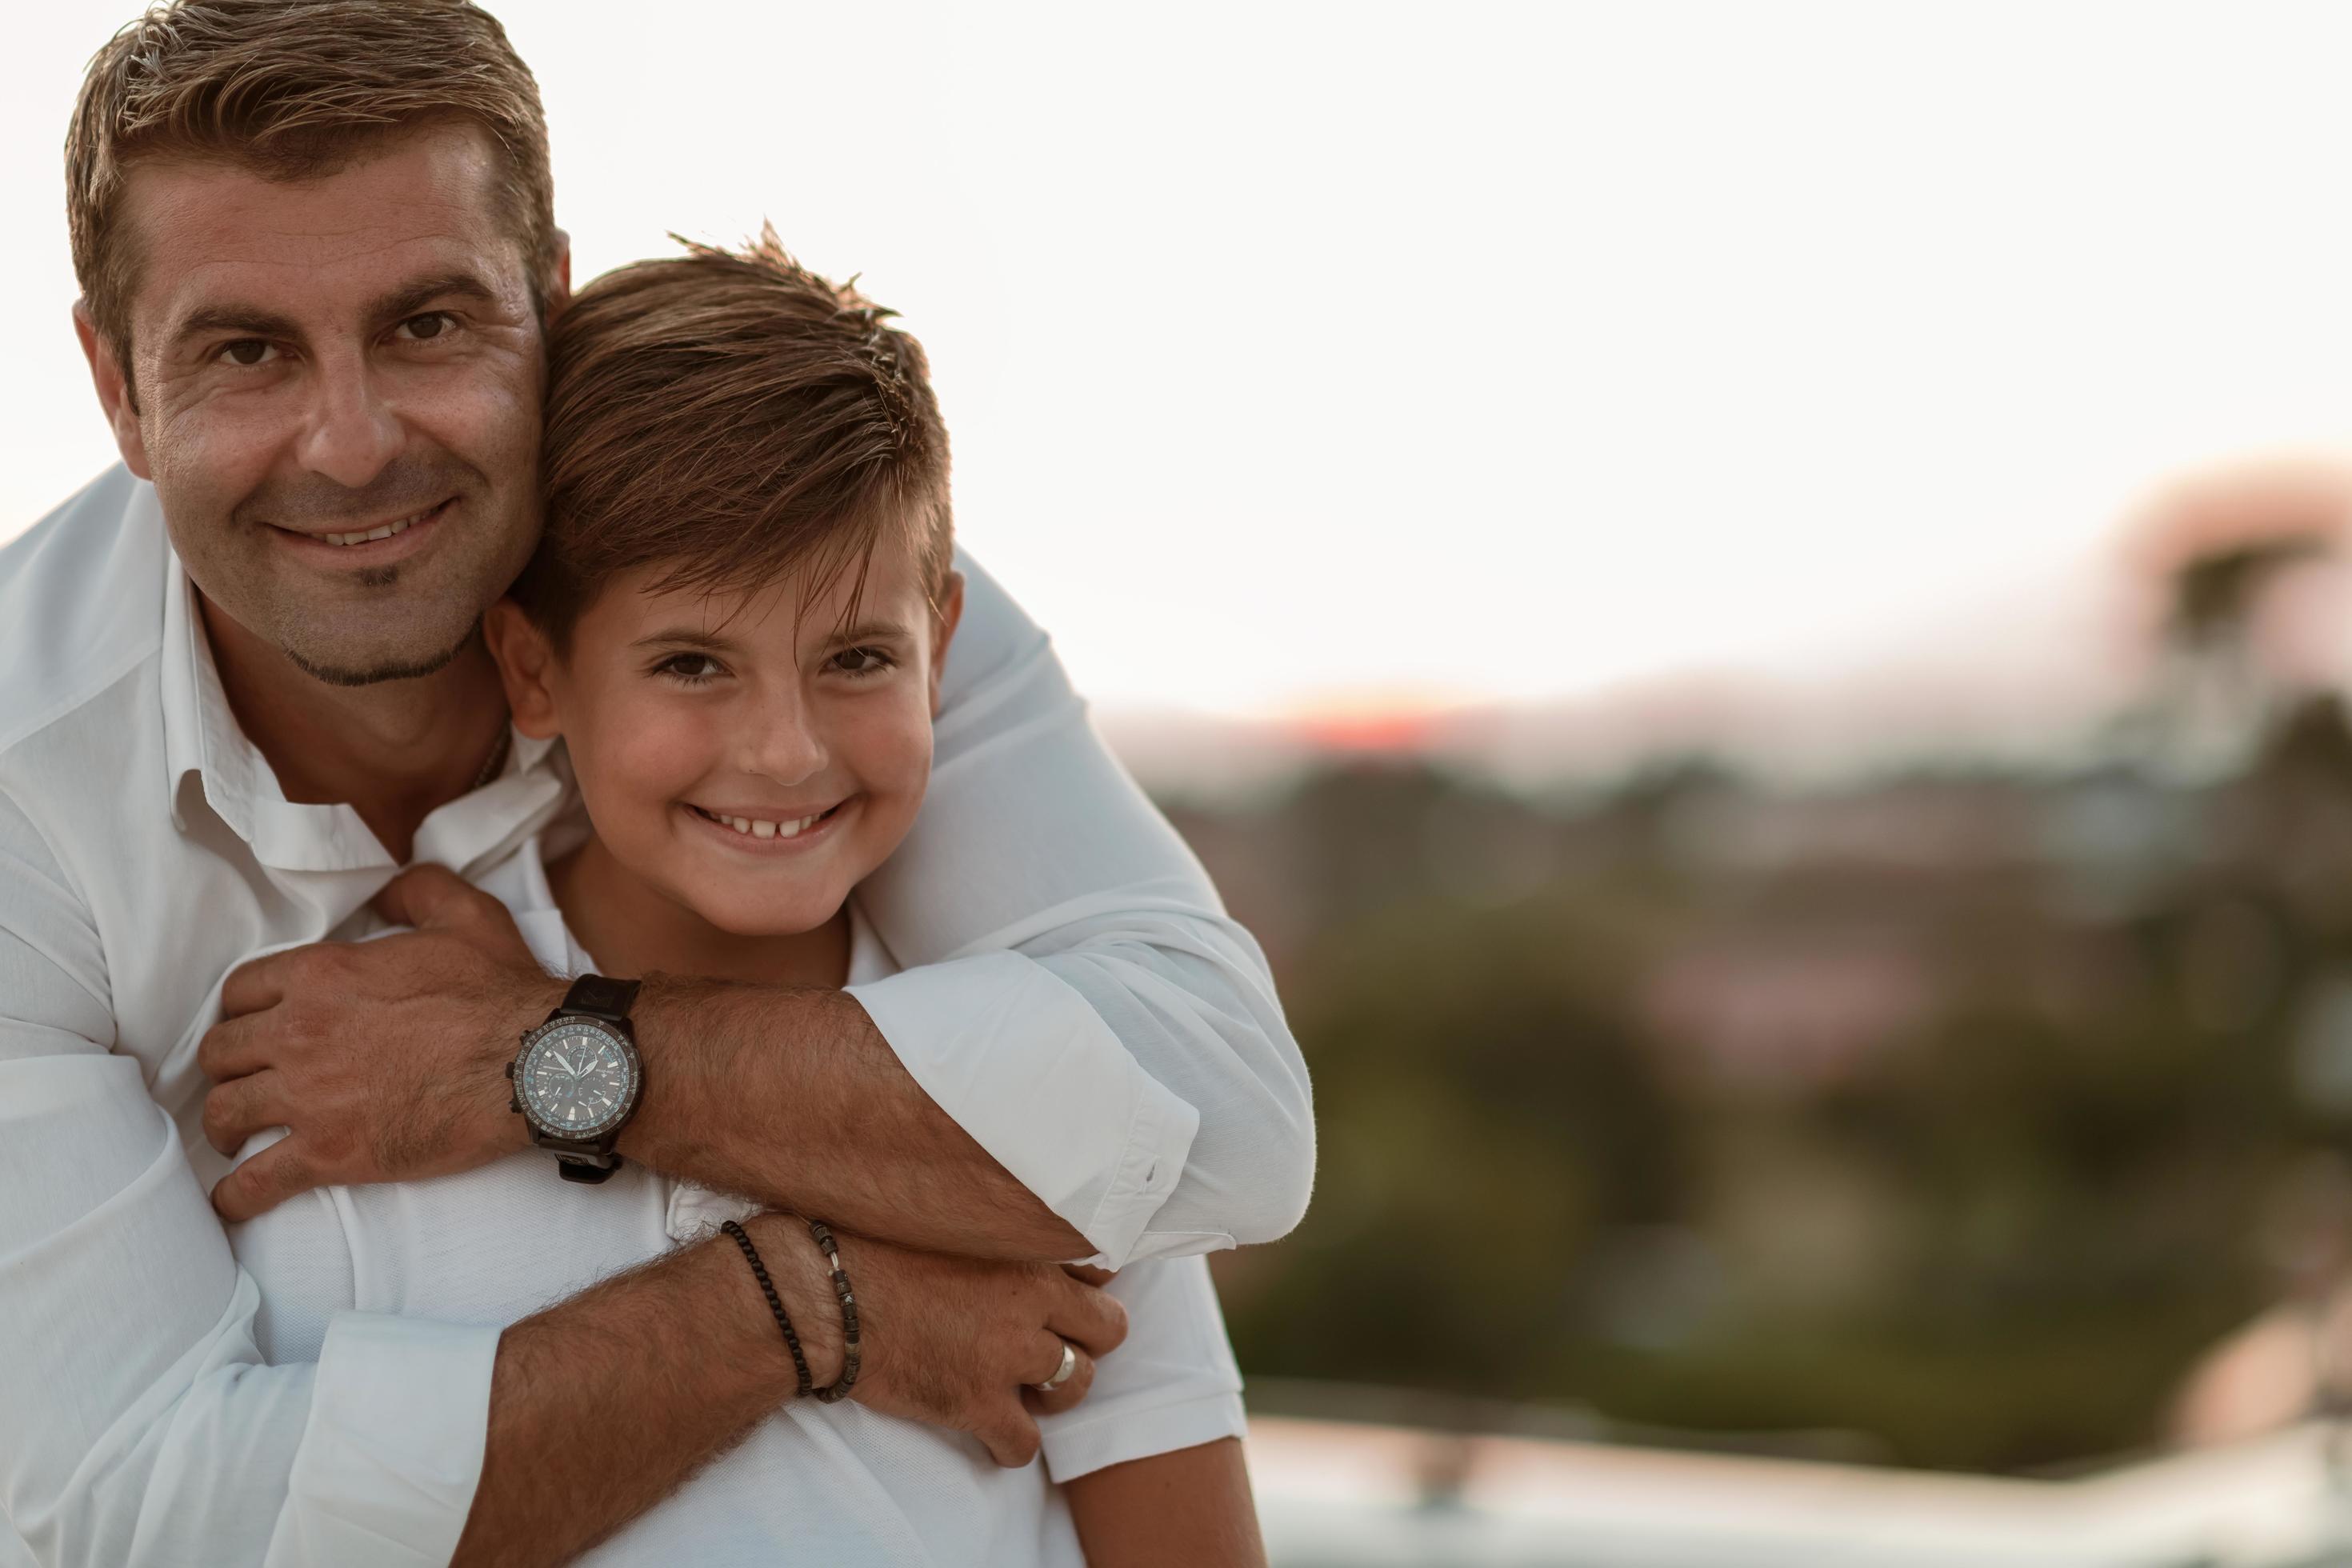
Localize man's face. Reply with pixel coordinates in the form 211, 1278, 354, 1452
91, 122, 550, 686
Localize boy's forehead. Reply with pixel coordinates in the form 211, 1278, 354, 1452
612, 546, 934, 642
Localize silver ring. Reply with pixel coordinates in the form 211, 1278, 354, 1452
1034, 1340, 1077, 1392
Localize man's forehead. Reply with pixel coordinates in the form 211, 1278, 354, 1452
119, 124, 529, 335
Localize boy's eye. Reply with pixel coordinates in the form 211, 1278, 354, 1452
831, 646, 898, 678
654, 653, 726, 683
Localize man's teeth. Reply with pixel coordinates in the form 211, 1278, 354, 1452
701, 807, 826, 839
322, 507, 434, 546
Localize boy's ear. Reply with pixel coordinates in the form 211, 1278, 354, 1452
74, 302, 152, 482
927, 570, 966, 721
483, 598, 564, 739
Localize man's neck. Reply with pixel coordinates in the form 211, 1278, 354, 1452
199, 593, 511, 863
547, 835, 851, 990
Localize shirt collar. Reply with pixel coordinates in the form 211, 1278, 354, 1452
158, 537, 568, 879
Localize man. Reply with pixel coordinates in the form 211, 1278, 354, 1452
0, 3, 1313, 1565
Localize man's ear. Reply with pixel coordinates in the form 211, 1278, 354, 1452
74, 302, 152, 482
483, 598, 565, 739
542, 227, 574, 325
927, 570, 966, 720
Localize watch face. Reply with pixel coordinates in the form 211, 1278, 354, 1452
516, 1020, 640, 1138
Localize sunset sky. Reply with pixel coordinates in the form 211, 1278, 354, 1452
10, 2, 2352, 730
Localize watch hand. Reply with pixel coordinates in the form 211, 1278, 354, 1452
550, 1050, 574, 1075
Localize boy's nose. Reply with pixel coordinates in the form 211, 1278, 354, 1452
742, 708, 828, 786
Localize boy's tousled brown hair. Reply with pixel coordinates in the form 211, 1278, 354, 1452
68, 0, 557, 355
514, 228, 954, 650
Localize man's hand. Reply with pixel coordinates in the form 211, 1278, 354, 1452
835, 1234, 1130, 1467
198, 864, 565, 1222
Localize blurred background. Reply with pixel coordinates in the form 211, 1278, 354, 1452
18, 2, 2352, 1562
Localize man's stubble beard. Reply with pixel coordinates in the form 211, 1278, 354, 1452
283, 612, 483, 688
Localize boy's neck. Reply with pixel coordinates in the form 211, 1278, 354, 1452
546, 834, 852, 989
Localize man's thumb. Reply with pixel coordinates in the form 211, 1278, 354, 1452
372, 862, 484, 930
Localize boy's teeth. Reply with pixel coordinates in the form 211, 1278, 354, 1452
323, 508, 429, 547
710, 809, 826, 838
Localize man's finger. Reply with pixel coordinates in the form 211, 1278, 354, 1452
210, 1138, 322, 1223
1061, 1264, 1114, 1288
196, 1013, 274, 1082
218, 950, 298, 1020
372, 862, 498, 932
1020, 1333, 1096, 1418
201, 1069, 289, 1158
976, 1408, 1043, 1470
1044, 1276, 1129, 1358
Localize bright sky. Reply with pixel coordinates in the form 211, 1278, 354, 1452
9, 2, 2352, 720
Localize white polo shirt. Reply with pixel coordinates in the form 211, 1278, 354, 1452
230, 837, 1246, 1566
0, 468, 1310, 1568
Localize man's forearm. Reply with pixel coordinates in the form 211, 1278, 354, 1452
617, 978, 1090, 1260
451, 1213, 840, 1568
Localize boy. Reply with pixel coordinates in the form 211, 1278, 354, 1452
227, 231, 1264, 1566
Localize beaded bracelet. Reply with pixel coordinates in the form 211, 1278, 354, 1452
806, 1220, 862, 1403
719, 1219, 814, 1399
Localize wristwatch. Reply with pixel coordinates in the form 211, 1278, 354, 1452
506, 974, 646, 1183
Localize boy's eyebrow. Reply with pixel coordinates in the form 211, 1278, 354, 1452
829, 620, 913, 645
633, 627, 746, 652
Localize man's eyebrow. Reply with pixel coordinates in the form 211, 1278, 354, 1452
366, 270, 503, 325
166, 273, 504, 353
170, 303, 302, 348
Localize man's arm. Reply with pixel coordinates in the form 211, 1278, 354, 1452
0, 784, 472, 1568
449, 1217, 1127, 1568
198, 878, 1099, 1260
0, 786, 1118, 1568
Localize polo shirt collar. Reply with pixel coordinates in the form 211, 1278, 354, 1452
158, 538, 566, 878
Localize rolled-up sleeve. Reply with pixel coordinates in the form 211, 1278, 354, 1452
850, 551, 1315, 1266
0, 788, 498, 1568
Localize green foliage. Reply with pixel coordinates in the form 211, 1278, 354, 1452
1186, 723, 2352, 1473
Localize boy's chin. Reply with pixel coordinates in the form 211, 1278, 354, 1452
688, 890, 846, 940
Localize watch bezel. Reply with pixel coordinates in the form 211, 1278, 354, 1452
510, 1015, 643, 1141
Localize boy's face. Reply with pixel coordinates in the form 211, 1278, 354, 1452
500, 542, 962, 938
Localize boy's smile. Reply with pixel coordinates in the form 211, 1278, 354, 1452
488, 544, 964, 981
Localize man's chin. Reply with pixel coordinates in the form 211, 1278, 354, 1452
283, 624, 479, 688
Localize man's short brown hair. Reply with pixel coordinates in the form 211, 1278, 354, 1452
513, 228, 954, 651
67, 0, 558, 354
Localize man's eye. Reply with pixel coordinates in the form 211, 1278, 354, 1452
217, 340, 278, 367
832, 646, 898, 677
655, 654, 725, 683
396, 313, 454, 342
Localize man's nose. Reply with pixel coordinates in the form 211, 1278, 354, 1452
296, 353, 403, 490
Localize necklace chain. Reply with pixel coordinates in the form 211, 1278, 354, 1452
470, 724, 512, 792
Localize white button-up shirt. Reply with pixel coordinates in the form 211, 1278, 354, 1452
0, 468, 1313, 1568
230, 840, 1246, 1566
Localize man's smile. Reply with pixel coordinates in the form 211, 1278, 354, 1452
265, 495, 456, 566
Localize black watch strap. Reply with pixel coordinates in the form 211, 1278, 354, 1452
560, 974, 641, 1024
